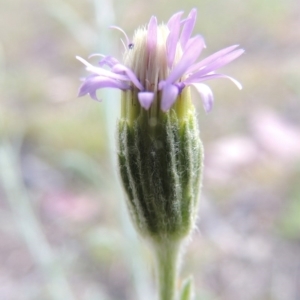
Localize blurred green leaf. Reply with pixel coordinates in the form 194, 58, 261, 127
279, 187, 300, 239
180, 276, 194, 300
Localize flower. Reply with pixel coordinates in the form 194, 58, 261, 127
77, 9, 244, 113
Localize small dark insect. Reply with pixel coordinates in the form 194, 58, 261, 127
128, 43, 134, 49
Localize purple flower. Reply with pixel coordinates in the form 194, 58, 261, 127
77, 9, 244, 112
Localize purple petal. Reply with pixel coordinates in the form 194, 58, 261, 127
161, 84, 179, 111
98, 55, 119, 67
87, 53, 118, 68
167, 11, 184, 31
185, 35, 206, 51
186, 45, 240, 74
76, 56, 130, 81
78, 76, 130, 97
158, 80, 166, 90
138, 92, 155, 109
180, 8, 197, 49
147, 16, 157, 52
185, 73, 242, 89
166, 11, 184, 68
89, 90, 101, 102
112, 64, 144, 90
166, 35, 205, 84
191, 83, 214, 112
187, 49, 245, 81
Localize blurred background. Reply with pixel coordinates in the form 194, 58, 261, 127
0, 0, 299, 299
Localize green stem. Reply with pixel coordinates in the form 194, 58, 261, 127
154, 241, 181, 300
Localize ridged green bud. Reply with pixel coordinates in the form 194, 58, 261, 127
117, 21, 204, 244
118, 87, 203, 242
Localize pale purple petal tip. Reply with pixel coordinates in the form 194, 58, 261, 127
161, 84, 179, 111
191, 83, 214, 113
187, 48, 244, 81
166, 35, 205, 84
76, 56, 130, 81
203, 49, 245, 75
185, 73, 243, 90
138, 92, 155, 109
186, 45, 240, 74
89, 91, 101, 102
147, 16, 157, 52
180, 8, 197, 49
166, 11, 184, 68
167, 11, 184, 29
98, 55, 119, 67
158, 80, 166, 91
78, 77, 130, 98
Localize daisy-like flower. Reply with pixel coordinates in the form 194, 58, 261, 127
77, 10, 244, 300
77, 9, 244, 113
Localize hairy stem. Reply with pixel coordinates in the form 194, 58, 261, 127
154, 241, 182, 300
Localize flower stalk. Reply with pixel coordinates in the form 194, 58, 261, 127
154, 241, 181, 300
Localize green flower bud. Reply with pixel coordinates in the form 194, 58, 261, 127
118, 89, 203, 243
117, 18, 204, 245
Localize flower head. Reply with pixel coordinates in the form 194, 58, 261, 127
77, 9, 244, 113
77, 12, 243, 299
